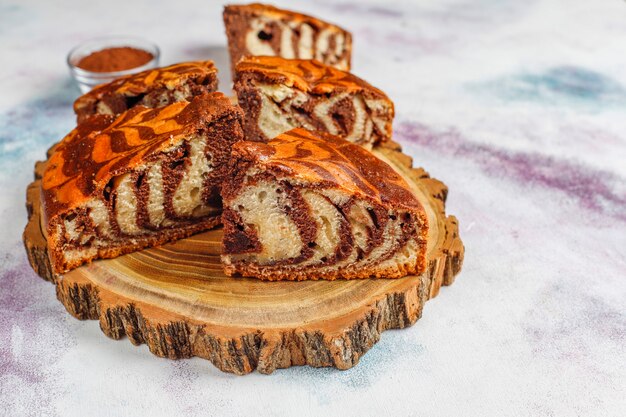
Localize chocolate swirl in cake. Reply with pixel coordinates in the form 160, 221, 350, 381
44, 92, 244, 274
221, 128, 428, 281
73, 61, 219, 123
223, 3, 352, 74
234, 56, 394, 147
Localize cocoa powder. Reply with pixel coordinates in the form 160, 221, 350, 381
76, 47, 153, 72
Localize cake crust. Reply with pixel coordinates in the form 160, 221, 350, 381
235, 56, 387, 96
73, 61, 218, 123
44, 92, 244, 273
221, 128, 428, 281
222, 129, 415, 206
234, 56, 394, 146
223, 3, 352, 74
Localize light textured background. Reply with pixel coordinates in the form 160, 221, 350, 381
1, 0, 625, 416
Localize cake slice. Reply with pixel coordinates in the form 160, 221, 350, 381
234, 56, 394, 147
221, 128, 428, 281
43, 92, 244, 274
223, 3, 352, 74
73, 61, 218, 123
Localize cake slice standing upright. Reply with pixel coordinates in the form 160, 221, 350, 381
221, 128, 428, 281
234, 56, 394, 147
73, 61, 218, 123
43, 92, 244, 274
223, 3, 352, 74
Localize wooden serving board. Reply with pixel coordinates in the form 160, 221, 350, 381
23, 141, 464, 375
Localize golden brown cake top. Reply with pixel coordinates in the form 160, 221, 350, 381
224, 3, 346, 32
44, 92, 239, 221
235, 56, 389, 97
73, 61, 217, 112
231, 128, 420, 209
47, 114, 116, 155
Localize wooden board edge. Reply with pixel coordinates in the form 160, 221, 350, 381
54, 271, 431, 374
23, 176, 55, 283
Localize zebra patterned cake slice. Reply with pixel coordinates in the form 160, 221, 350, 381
234, 56, 394, 147
221, 128, 428, 281
223, 3, 352, 74
73, 61, 218, 123
43, 92, 244, 274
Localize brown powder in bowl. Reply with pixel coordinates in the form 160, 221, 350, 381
76, 47, 154, 72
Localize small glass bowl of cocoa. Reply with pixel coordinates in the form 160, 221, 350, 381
67, 37, 160, 93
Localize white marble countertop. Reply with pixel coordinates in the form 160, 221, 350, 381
1, 0, 624, 415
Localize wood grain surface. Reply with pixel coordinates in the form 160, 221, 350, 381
23, 141, 464, 374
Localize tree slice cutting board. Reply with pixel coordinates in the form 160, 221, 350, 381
23, 140, 464, 375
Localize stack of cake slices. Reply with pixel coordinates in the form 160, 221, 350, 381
41, 3, 428, 281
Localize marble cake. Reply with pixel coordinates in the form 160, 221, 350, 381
43, 93, 244, 274
221, 128, 428, 281
73, 61, 218, 123
223, 3, 352, 74
234, 56, 394, 146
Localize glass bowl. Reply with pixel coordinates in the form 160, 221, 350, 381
67, 37, 160, 93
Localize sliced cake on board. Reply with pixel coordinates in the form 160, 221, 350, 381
43, 92, 244, 274
234, 56, 394, 147
73, 61, 219, 123
221, 128, 428, 281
